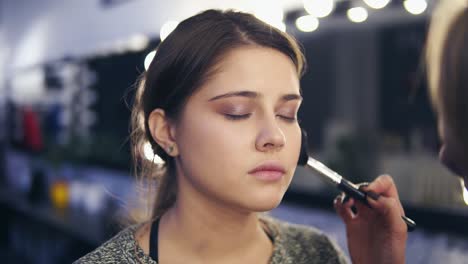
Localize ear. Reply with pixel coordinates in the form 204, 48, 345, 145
148, 109, 179, 156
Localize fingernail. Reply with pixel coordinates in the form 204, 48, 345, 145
334, 195, 342, 204
342, 194, 350, 204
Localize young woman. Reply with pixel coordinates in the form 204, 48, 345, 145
426, 0, 468, 190
75, 9, 407, 264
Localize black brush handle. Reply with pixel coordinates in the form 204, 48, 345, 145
339, 179, 416, 232
338, 179, 369, 204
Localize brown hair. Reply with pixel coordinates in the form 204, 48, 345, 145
426, 0, 468, 147
130, 9, 306, 221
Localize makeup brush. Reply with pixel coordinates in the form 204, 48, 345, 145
298, 129, 416, 232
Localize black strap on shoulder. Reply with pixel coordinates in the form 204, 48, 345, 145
149, 218, 160, 262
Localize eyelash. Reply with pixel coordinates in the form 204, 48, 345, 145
280, 116, 297, 122
224, 113, 252, 120
224, 114, 296, 122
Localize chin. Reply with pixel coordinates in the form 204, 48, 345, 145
243, 191, 286, 212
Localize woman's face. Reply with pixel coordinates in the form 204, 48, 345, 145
173, 46, 302, 212
438, 116, 468, 190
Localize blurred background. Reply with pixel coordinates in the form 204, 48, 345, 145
0, 0, 467, 263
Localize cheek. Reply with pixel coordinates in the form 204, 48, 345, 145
188, 124, 237, 159
439, 135, 467, 179
284, 124, 302, 164
175, 110, 250, 181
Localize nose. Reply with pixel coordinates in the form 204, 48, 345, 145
255, 116, 286, 152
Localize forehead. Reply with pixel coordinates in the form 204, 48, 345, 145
196, 46, 300, 98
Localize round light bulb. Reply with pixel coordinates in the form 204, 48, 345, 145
160, 20, 179, 41
296, 15, 320, 32
143, 142, 164, 164
144, 50, 156, 71
347, 7, 369, 23
403, 0, 427, 15
363, 0, 391, 9
304, 0, 335, 18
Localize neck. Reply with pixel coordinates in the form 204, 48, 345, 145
159, 179, 272, 260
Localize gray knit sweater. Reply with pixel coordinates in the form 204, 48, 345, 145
74, 217, 349, 264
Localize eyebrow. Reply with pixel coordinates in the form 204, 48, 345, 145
208, 90, 303, 102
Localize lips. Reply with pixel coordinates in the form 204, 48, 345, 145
249, 162, 286, 174
249, 161, 286, 181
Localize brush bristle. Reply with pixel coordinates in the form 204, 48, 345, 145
298, 129, 309, 166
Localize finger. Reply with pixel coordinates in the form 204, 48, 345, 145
364, 175, 400, 200
353, 198, 375, 219
339, 192, 360, 215
342, 192, 351, 204
334, 195, 355, 224
365, 193, 405, 218
365, 175, 405, 215
367, 195, 408, 234
358, 184, 381, 202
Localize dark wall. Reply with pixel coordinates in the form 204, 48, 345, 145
298, 33, 336, 151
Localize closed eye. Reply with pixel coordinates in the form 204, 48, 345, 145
277, 115, 297, 122
224, 113, 252, 120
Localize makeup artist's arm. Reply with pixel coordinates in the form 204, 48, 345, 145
334, 175, 407, 264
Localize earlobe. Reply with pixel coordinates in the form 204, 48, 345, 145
148, 109, 179, 156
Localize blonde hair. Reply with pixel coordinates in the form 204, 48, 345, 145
426, 0, 468, 143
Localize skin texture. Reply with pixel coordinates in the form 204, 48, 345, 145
142, 46, 302, 264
